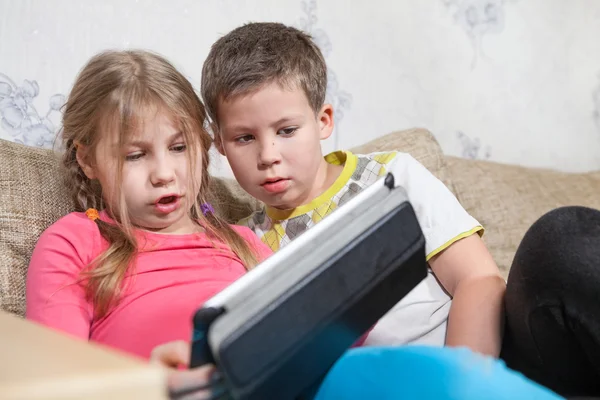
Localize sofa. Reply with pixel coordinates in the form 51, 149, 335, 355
1, 128, 599, 318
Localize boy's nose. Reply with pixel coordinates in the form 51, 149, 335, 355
258, 141, 282, 167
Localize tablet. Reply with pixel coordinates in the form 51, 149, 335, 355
190, 173, 427, 400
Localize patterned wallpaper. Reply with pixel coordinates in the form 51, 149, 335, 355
0, 74, 63, 148
1, 0, 599, 176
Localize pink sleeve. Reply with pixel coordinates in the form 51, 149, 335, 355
233, 225, 273, 262
254, 239, 273, 262
26, 214, 96, 339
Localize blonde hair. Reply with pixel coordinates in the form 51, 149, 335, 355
61, 50, 259, 317
201, 22, 327, 126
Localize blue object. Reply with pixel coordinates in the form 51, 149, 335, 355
314, 346, 563, 400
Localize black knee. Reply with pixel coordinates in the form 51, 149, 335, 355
504, 207, 600, 397
528, 206, 600, 239
509, 206, 600, 301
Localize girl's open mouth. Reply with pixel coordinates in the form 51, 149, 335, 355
158, 195, 177, 204
155, 195, 181, 214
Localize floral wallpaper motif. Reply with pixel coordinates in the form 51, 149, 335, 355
0, 73, 64, 149
456, 131, 491, 160
442, 0, 515, 68
297, 0, 352, 149
2, 1, 599, 173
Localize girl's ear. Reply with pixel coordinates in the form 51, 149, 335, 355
75, 142, 97, 179
318, 104, 334, 140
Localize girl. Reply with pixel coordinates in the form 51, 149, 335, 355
25, 50, 271, 365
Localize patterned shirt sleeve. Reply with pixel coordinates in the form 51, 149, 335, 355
386, 152, 483, 260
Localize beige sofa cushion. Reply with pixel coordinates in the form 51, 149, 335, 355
0, 141, 73, 316
447, 156, 600, 278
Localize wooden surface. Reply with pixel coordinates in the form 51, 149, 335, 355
0, 311, 167, 400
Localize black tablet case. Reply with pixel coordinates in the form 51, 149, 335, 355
191, 175, 427, 400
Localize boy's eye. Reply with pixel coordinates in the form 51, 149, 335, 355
278, 127, 298, 136
125, 152, 144, 161
235, 135, 254, 144
171, 143, 187, 152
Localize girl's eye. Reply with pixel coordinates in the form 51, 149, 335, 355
125, 152, 144, 161
278, 127, 298, 136
171, 144, 187, 152
236, 135, 254, 144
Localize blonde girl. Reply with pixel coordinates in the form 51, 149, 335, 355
26, 50, 271, 366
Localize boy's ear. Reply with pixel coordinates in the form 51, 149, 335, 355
75, 142, 96, 180
212, 124, 226, 156
317, 104, 335, 140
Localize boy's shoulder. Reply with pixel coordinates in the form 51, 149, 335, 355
328, 149, 400, 166
349, 150, 419, 168
237, 208, 287, 252
330, 149, 406, 187
333, 149, 422, 175
349, 150, 438, 183
237, 208, 267, 230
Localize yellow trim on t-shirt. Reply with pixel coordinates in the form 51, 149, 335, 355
425, 225, 484, 262
265, 151, 358, 221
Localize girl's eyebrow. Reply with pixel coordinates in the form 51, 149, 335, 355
121, 131, 183, 148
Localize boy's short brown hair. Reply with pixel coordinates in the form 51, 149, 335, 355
201, 22, 327, 125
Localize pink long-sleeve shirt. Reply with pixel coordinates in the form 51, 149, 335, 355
26, 211, 272, 359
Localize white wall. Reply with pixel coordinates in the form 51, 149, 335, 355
2, 0, 600, 177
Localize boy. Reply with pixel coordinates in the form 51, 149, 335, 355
201, 22, 505, 357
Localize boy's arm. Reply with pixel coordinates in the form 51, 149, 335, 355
386, 152, 505, 357
429, 233, 506, 357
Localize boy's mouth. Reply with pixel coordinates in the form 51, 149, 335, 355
261, 178, 290, 194
262, 177, 285, 184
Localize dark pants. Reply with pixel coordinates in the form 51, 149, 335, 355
500, 206, 600, 398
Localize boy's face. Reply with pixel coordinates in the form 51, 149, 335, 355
216, 82, 334, 209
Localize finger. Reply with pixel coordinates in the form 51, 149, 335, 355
176, 385, 228, 400
176, 383, 226, 400
150, 340, 191, 368
168, 366, 219, 399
